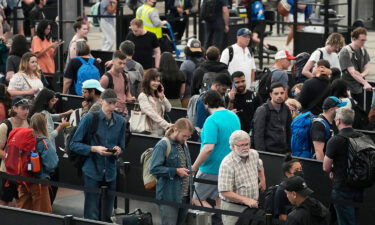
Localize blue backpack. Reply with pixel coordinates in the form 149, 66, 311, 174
74, 57, 100, 96
291, 112, 330, 158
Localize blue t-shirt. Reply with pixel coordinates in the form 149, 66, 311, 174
199, 110, 241, 175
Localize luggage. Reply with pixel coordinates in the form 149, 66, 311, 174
122, 208, 153, 225
186, 210, 212, 225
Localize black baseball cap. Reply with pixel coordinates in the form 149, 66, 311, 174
284, 176, 314, 197
12, 97, 31, 107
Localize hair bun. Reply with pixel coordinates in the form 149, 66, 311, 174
284, 152, 293, 162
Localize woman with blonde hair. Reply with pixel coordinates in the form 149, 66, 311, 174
7, 52, 44, 99
17, 113, 58, 213
285, 98, 302, 119
150, 118, 194, 225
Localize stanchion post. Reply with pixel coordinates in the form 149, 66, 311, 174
63, 215, 74, 225
100, 186, 109, 221
123, 162, 131, 214
265, 213, 273, 225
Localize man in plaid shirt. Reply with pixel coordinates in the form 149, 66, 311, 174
218, 130, 266, 225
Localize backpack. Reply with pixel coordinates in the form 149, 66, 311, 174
227, 45, 252, 65
291, 112, 330, 159
74, 57, 100, 96
104, 71, 129, 93
4, 128, 38, 183
293, 49, 323, 83
257, 68, 273, 102
187, 93, 204, 126
140, 137, 171, 190
263, 185, 279, 215
200, 72, 217, 93
125, 61, 143, 97
200, 0, 217, 22
340, 133, 375, 188
89, 2, 101, 27
64, 112, 99, 176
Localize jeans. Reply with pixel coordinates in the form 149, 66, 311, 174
83, 175, 116, 222
204, 20, 224, 51
159, 196, 189, 225
100, 19, 116, 51
331, 189, 363, 225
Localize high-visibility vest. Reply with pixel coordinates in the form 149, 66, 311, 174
136, 4, 162, 39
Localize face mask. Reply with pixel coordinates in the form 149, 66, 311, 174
294, 170, 304, 178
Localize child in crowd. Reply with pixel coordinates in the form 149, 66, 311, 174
17, 113, 58, 213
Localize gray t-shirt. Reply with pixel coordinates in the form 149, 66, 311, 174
339, 45, 370, 94
6, 55, 21, 73
271, 67, 288, 89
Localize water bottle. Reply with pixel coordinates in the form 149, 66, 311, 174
30, 152, 41, 173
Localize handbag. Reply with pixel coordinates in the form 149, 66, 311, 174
122, 208, 153, 225
129, 103, 151, 133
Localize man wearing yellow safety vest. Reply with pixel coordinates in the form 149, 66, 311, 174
136, 0, 168, 40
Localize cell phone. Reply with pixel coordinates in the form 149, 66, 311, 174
106, 148, 116, 154
157, 85, 163, 92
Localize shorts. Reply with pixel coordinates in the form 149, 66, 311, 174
0, 179, 19, 202
250, 20, 266, 37
193, 171, 218, 201
288, 12, 305, 23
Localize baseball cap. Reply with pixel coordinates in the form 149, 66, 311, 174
12, 97, 31, 107
101, 89, 117, 103
82, 79, 105, 93
322, 96, 347, 110
275, 50, 296, 60
284, 176, 314, 197
237, 28, 251, 37
187, 38, 202, 52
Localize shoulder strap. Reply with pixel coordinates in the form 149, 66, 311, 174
161, 137, 172, 157
3, 119, 12, 138
313, 117, 331, 138
90, 112, 99, 135
318, 49, 323, 60
228, 46, 234, 64
76, 56, 87, 65
75, 109, 81, 125
105, 71, 114, 89
36, 137, 49, 150
88, 57, 95, 65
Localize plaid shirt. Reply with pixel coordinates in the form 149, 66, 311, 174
218, 150, 264, 201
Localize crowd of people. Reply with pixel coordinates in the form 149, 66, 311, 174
0, 1, 373, 225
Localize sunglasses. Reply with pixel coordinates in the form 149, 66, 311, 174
13, 99, 30, 106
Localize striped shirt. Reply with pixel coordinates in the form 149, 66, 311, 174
218, 150, 264, 201
177, 143, 189, 197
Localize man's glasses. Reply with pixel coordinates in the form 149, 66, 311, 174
234, 143, 250, 148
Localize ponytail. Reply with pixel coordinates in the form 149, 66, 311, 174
165, 118, 193, 137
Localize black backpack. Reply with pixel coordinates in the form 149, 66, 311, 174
263, 185, 279, 215
340, 133, 375, 188
293, 49, 323, 83
64, 112, 99, 176
200, 0, 217, 22
257, 68, 273, 102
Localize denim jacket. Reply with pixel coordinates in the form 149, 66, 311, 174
36, 136, 59, 179
150, 137, 193, 203
70, 110, 126, 182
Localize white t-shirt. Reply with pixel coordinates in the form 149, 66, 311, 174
220, 44, 256, 89
8, 72, 44, 98
308, 47, 341, 71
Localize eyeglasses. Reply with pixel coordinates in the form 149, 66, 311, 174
13, 99, 29, 106
234, 143, 250, 148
